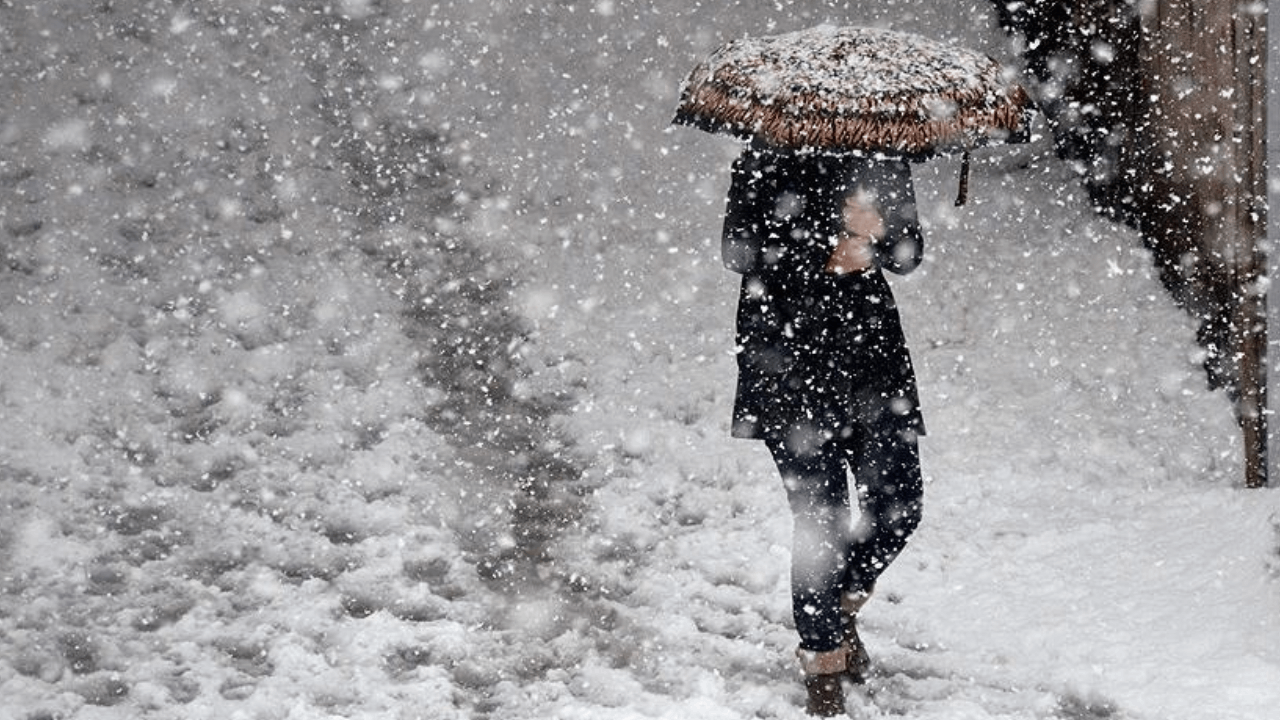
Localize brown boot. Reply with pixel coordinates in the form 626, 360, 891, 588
797, 647, 848, 717
803, 674, 845, 717
840, 588, 873, 685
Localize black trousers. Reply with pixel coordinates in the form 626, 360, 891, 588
765, 420, 923, 653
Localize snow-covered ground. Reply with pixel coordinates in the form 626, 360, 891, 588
2, 2, 1279, 719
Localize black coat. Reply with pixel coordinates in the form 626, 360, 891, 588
722, 148, 925, 444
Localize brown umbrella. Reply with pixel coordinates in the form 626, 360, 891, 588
673, 25, 1035, 203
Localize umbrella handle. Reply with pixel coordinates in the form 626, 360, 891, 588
954, 150, 971, 206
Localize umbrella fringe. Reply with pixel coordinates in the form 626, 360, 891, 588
676, 81, 1031, 157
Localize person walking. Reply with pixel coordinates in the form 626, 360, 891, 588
721, 143, 926, 716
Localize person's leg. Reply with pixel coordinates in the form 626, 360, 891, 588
766, 429, 854, 716
836, 423, 922, 685
841, 424, 923, 596
764, 432, 852, 654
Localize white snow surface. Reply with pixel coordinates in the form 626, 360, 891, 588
2, 2, 1279, 720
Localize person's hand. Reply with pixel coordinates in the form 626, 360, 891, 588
826, 191, 883, 275
842, 190, 884, 239
825, 232, 874, 274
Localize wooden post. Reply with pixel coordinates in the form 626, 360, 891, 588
995, 1, 1268, 486
1138, 0, 1269, 488
1233, 1, 1268, 488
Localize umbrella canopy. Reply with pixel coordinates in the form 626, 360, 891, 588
673, 25, 1034, 159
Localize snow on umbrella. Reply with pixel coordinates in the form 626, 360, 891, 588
673, 25, 1035, 202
